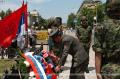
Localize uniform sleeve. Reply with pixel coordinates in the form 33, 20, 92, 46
48, 37, 54, 51
87, 26, 92, 41
92, 27, 104, 54
59, 40, 72, 66
76, 27, 80, 36
88, 26, 92, 34
76, 28, 81, 39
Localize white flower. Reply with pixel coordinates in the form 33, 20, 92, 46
32, 77, 36, 79
24, 61, 30, 67
29, 71, 35, 77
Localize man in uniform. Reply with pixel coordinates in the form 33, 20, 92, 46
49, 27, 89, 79
76, 16, 92, 73
48, 17, 63, 56
93, 0, 120, 79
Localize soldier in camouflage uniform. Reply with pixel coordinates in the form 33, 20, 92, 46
76, 16, 92, 73
92, 20, 120, 79
93, 0, 120, 79
76, 16, 92, 54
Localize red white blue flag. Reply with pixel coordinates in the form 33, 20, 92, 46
17, 13, 26, 49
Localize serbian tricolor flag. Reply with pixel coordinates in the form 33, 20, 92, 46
23, 53, 48, 79
18, 12, 26, 36
17, 13, 26, 49
0, 3, 27, 48
22, 3, 28, 31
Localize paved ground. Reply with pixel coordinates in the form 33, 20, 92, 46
57, 46, 97, 79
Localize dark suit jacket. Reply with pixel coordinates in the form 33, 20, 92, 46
59, 35, 88, 67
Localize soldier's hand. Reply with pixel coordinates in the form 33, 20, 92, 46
97, 74, 102, 79
88, 41, 91, 47
55, 65, 61, 72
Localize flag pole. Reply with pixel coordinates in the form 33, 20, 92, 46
26, 1, 29, 49
22, 1, 29, 49
22, 0, 24, 5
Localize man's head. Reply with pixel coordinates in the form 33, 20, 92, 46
54, 17, 62, 27
80, 16, 88, 28
106, 0, 120, 19
49, 27, 62, 43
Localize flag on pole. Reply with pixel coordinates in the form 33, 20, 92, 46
17, 3, 27, 49
18, 14, 26, 36
0, 3, 27, 48
17, 13, 26, 49
22, 3, 28, 31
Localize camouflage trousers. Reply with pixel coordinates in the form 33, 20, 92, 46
101, 63, 120, 79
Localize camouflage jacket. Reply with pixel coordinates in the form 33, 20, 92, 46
76, 26, 92, 52
93, 22, 120, 65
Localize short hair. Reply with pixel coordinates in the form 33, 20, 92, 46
55, 17, 62, 25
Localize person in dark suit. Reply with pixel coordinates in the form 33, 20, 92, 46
49, 27, 89, 79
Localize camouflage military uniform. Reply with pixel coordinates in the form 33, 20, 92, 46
77, 26, 92, 53
93, 21, 120, 79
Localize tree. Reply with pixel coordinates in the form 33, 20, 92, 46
67, 13, 76, 28
96, 4, 105, 23
46, 17, 55, 28
0, 10, 5, 19
38, 16, 47, 29
6, 8, 12, 16
76, 15, 81, 26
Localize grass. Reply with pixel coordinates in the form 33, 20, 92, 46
0, 60, 16, 79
